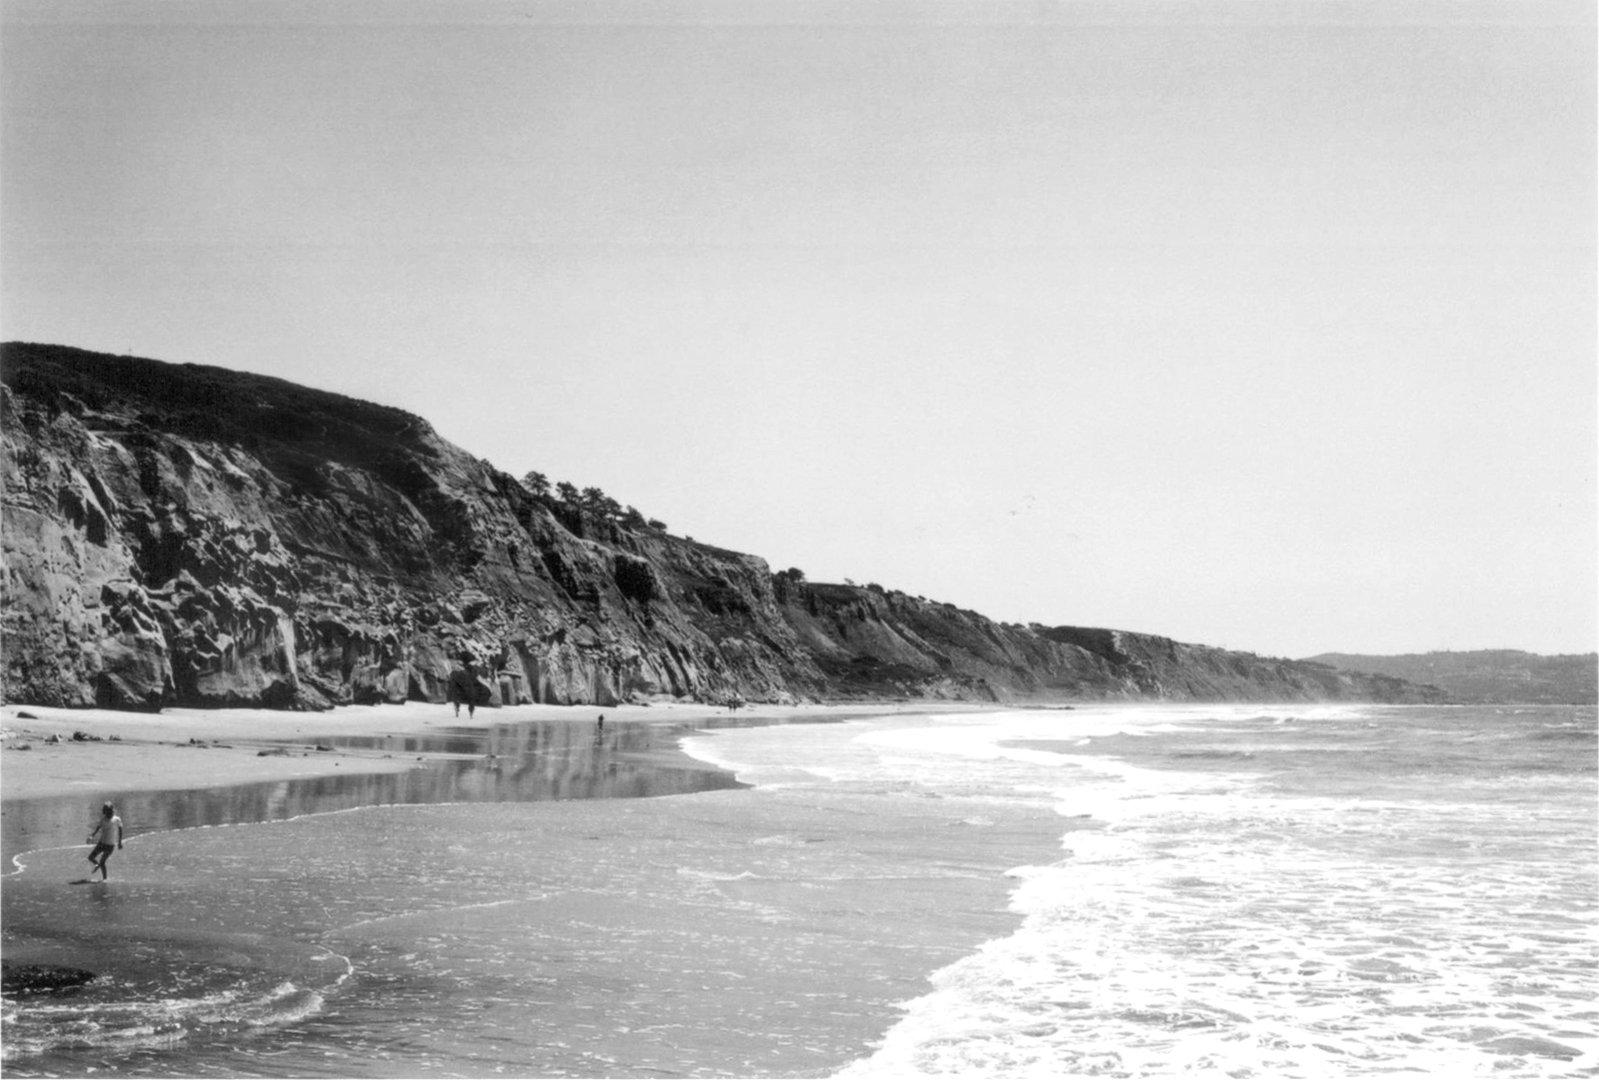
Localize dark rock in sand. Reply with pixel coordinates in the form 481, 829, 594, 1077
1, 961, 97, 995
2, 343, 1444, 711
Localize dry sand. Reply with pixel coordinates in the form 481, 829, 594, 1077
0, 699, 978, 804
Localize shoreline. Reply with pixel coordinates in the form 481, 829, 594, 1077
0, 698, 1000, 871
0, 699, 988, 806
2, 699, 1070, 1077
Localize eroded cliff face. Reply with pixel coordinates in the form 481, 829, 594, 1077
2, 344, 1441, 710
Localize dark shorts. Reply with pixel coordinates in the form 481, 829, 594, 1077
91, 843, 115, 859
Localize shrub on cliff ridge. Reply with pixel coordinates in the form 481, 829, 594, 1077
2, 342, 433, 471
521, 471, 551, 498
614, 555, 659, 605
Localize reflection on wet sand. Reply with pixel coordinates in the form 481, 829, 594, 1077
2, 720, 748, 869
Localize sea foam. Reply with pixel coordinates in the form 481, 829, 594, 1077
833, 705, 1597, 1079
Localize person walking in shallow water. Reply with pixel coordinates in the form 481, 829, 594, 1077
86, 802, 123, 881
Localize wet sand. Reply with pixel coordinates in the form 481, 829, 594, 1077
3, 764, 1069, 1077
3, 698, 1038, 1077
0, 700, 984, 869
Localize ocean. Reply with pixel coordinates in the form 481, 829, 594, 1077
2, 703, 1594, 1078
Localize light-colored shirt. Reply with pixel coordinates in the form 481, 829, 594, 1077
91, 815, 122, 847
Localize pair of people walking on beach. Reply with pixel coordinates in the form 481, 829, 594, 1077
449, 658, 478, 718
86, 802, 123, 880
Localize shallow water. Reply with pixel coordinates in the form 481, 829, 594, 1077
2, 711, 1059, 1076
818, 704, 1599, 1078
3, 704, 1594, 1078
1, 718, 746, 870
2, 780, 1055, 1076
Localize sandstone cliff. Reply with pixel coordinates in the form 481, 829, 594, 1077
2, 344, 1441, 711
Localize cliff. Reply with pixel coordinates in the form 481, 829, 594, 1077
2, 343, 1441, 711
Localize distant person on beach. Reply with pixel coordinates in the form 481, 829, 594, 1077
449, 659, 477, 718
86, 802, 123, 881
596, 713, 604, 729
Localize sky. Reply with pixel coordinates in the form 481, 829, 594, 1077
3, 0, 1594, 658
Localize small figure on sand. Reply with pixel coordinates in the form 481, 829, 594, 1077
449, 657, 477, 719
86, 802, 123, 881
596, 713, 604, 730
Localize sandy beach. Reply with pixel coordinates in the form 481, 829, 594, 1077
0, 700, 968, 805
3, 697, 1049, 1077
0, 697, 995, 875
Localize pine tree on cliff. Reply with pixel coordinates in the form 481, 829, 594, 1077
579, 487, 624, 521
521, 471, 551, 499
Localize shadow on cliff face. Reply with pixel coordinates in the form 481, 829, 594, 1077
1, 719, 760, 870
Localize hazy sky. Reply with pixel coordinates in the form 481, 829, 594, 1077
4, 0, 1594, 657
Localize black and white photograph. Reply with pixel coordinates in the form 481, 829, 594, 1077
2, 1, 1594, 1076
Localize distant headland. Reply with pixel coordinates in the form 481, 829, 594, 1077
1304, 651, 1595, 706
